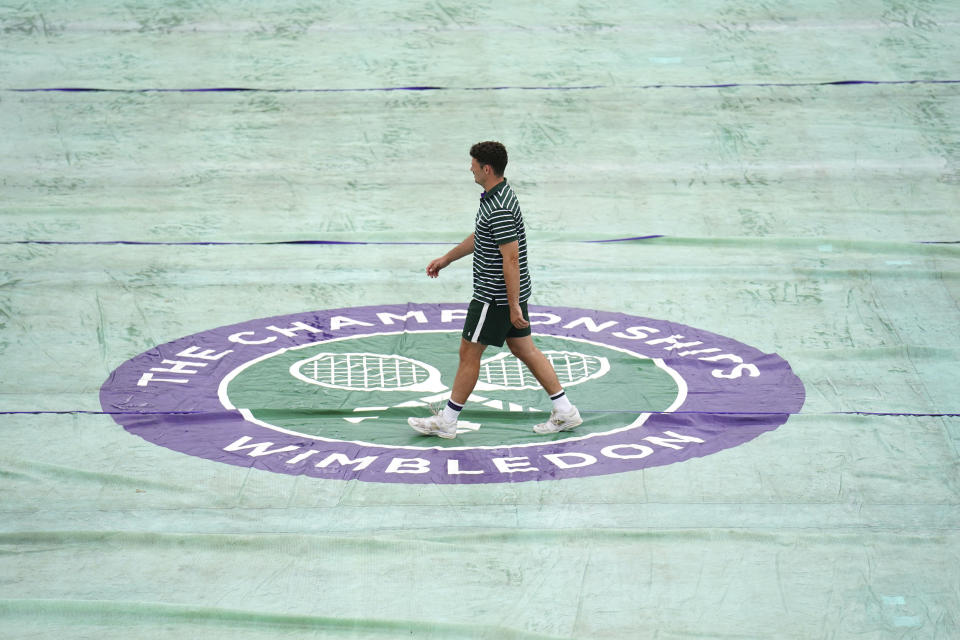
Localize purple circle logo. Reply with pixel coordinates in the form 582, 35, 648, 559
100, 303, 805, 483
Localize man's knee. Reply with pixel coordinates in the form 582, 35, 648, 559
507, 336, 538, 362
459, 339, 487, 363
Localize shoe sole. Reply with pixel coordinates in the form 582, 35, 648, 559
408, 419, 457, 439
412, 428, 457, 439
533, 416, 583, 434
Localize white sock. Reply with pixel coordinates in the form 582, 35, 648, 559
442, 399, 463, 423
550, 390, 573, 413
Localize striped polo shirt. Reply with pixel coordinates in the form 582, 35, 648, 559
472, 179, 531, 305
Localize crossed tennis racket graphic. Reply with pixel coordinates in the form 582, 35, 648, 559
288, 350, 610, 424
290, 350, 610, 393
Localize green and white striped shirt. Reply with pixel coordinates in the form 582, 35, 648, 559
472, 179, 531, 305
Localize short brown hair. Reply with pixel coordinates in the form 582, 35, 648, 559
470, 141, 508, 176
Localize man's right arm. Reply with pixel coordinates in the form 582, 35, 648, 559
427, 233, 474, 278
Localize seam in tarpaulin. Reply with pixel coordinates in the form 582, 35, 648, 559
3, 237, 956, 246
2, 410, 957, 417
4, 79, 960, 93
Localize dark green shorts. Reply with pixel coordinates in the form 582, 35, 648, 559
462, 300, 532, 347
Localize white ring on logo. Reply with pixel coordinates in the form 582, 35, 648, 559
218, 330, 688, 451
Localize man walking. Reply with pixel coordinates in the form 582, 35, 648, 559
408, 141, 582, 439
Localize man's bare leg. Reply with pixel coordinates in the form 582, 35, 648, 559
506, 335, 582, 433
409, 339, 487, 438
506, 335, 562, 395
450, 339, 488, 405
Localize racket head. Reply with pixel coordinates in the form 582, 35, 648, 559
289, 352, 447, 393
474, 350, 610, 391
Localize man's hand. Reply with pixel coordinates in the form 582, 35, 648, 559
426, 233, 475, 278
510, 304, 530, 329
426, 257, 449, 278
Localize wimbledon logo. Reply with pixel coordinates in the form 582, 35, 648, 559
99, 303, 805, 484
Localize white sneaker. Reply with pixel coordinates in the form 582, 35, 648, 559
533, 406, 583, 434
408, 413, 458, 439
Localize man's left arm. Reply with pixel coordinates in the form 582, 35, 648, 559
500, 240, 530, 329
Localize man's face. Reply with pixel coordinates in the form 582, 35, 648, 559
470, 157, 487, 185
